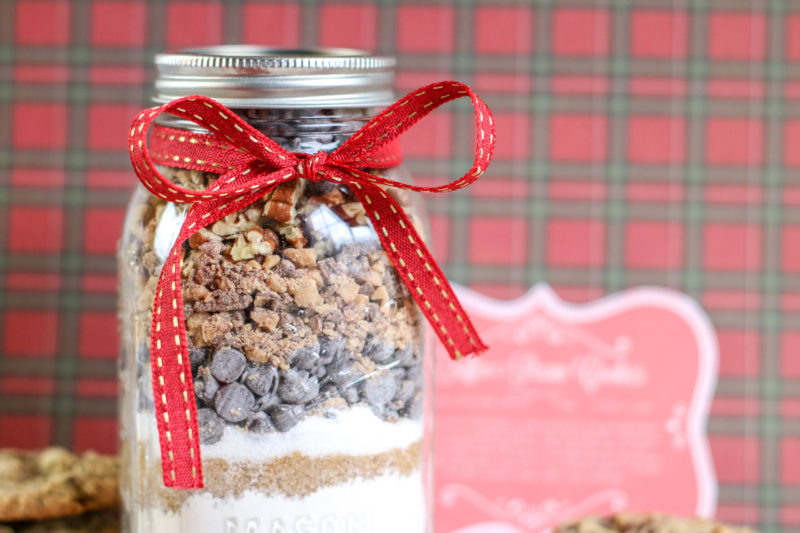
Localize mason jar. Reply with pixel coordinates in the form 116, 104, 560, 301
119, 47, 432, 533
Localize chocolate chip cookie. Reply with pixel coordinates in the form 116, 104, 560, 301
555, 513, 756, 533
0, 448, 118, 521
0, 509, 119, 533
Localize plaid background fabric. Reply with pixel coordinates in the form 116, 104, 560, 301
0, 0, 796, 530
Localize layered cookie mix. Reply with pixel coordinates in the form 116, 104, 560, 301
119, 111, 427, 531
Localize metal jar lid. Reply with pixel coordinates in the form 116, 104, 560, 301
154, 46, 396, 108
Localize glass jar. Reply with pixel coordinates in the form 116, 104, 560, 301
119, 48, 432, 533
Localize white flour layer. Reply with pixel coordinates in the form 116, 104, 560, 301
138, 405, 423, 460
143, 471, 426, 533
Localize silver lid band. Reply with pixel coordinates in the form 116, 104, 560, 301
154, 46, 396, 109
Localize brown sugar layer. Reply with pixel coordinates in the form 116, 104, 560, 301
150, 440, 421, 512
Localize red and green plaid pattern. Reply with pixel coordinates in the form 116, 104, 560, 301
0, 1, 796, 530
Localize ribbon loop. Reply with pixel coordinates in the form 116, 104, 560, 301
333, 81, 495, 194
128, 81, 496, 489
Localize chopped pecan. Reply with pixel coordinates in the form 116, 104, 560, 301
188, 228, 221, 250
211, 212, 257, 236
263, 180, 305, 223
178, 169, 204, 188
230, 227, 280, 261
259, 227, 280, 250
340, 202, 368, 225
277, 224, 307, 248
309, 189, 345, 207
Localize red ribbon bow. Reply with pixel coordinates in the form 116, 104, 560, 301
128, 80, 495, 489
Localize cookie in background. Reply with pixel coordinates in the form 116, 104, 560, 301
0, 448, 118, 524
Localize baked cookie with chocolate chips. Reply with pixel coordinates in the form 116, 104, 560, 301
0, 448, 118, 521
0, 509, 119, 533
555, 513, 756, 533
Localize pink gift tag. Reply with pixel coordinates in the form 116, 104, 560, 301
434, 284, 718, 533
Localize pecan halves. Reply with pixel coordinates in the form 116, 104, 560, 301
264, 180, 306, 223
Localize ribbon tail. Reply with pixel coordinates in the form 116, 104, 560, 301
149, 171, 291, 489
351, 182, 488, 359
150, 241, 203, 489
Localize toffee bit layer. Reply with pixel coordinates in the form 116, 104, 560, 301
149, 440, 421, 512
181, 235, 418, 366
